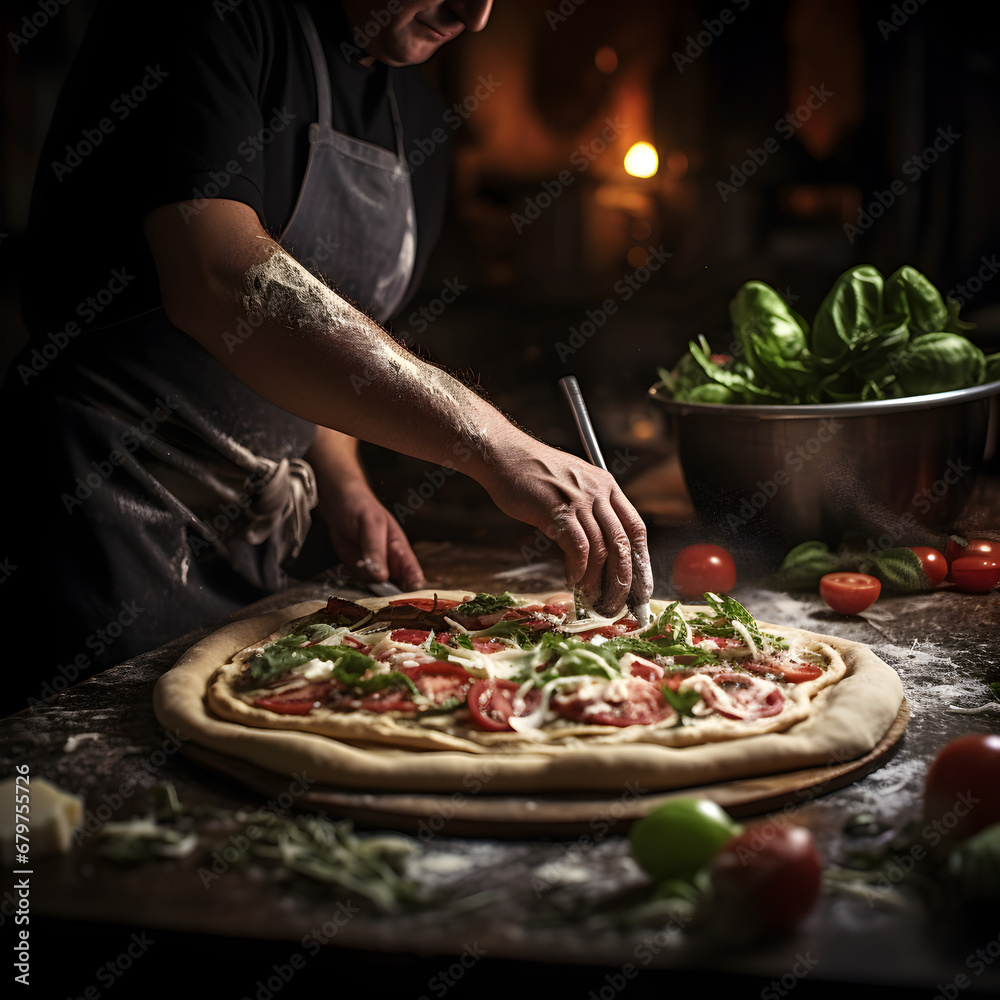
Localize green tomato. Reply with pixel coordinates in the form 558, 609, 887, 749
629, 798, 743, 881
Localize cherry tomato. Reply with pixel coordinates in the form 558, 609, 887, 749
965, 539, 999, 558
944, 537, 967, 580
629, 797, 743, 881
708, 823, 823, 934
671, 544, 737, 602
818, 572, 881, 615
909, 546, 948, 587
923, 734, 1000, 846
950, 556, 1000, 593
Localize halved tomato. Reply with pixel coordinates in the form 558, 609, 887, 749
819, 572, 881, 615
950, 556, 1000, 593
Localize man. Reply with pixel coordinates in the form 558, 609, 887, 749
3, 0, 650, 703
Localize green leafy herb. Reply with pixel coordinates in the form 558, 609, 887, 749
661, 685, 702, 719
249, 639, 420, 698
658, 264, 992, 404
452, 592, 518, 616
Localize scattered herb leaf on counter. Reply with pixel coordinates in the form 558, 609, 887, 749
96, 784, 423, 912
658, 264, 999, 404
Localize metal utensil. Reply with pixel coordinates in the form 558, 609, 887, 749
559, 376, 650, 626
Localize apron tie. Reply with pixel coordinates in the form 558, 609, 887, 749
241, 456, 318, 562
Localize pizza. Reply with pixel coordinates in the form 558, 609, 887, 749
207, 589, 848, 750
154, 589, 904, 793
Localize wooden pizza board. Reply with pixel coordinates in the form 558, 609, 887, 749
178, 699, 909, 838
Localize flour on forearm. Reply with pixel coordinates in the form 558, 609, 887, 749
240, 248, 491, 463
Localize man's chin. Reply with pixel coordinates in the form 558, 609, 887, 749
374, 38, 442, 66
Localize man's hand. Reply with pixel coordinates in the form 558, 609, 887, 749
306, 426, 424, 590
479, 426, 652, 618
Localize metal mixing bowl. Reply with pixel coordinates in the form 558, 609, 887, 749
649, 379, 1000, 552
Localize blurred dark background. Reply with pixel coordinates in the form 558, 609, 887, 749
3, 0, 999, 556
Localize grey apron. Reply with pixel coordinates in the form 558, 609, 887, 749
5, 4, 417, 671
281, 3, 417, 323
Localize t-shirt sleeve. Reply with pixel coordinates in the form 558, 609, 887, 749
43, 0, 275, 227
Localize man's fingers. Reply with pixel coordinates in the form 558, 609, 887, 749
610, 488, 652, 606
545, 507, 589, 587
350, 512, 390, 581
589, 496, 633, 616
385, 519, 425, 590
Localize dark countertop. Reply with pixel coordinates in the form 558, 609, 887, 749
3, 494, 1000, 998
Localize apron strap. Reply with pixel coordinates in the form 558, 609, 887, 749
294, 3, 333, 127
293, 3, 405, 159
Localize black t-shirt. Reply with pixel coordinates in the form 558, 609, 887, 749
20, 0, 449, 337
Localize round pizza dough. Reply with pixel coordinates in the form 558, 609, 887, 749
152, 592, 905, 794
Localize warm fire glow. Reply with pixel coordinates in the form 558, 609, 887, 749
624, 141, 658, 178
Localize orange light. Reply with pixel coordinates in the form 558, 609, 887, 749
595, 46, 618, 73
624, 142, 658, 178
